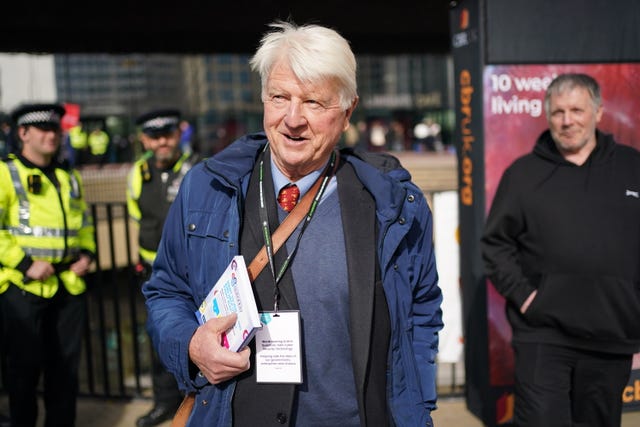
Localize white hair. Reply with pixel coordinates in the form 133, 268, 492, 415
249, 21, 358, 111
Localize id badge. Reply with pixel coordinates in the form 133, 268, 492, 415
255, 310, 303, 384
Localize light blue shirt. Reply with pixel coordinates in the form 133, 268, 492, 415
270, 156, 337, 204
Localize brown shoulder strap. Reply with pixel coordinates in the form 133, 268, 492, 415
170, 393, 195, 427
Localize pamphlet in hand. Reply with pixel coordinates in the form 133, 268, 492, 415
195, 255, 262, 352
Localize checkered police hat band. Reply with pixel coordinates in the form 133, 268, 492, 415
17, 110, 62, 126
142, 117, 179, 130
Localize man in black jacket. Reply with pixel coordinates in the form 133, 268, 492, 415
127, 109, 196, 427
481, 73, 640, 427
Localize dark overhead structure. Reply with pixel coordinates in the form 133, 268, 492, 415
485, 0, 640, 63
0, 1, 452, 54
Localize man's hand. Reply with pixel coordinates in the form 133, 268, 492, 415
520, 290, 538, 314
70, 254, 92, 277
25, 260, 55, 282
188, 313, 251, 384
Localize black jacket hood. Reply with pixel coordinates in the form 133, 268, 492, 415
531, 129, 617, 189
533, 129, 617, 166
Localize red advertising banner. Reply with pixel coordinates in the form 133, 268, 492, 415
483, 63, 640, 422
61, 103, 81, 131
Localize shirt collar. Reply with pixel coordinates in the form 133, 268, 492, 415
270, 157, 325, 200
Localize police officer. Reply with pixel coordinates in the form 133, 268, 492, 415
87, 125, 110, 165
127, 109, 197, 427
0, 103, 95, 427
67, 122, 89, 167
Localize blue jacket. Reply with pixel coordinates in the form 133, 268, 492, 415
143, 133, 443, 426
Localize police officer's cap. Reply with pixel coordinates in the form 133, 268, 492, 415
136, 109, 181, 137
11, 103, 65, 131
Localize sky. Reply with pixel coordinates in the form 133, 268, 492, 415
0, 53, 57, 113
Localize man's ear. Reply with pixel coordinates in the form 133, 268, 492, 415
343, 97, 359, 132
595, 104, 604, 123
346, 97, 359, 119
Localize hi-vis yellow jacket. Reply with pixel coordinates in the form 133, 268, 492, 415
69, 125, 88, 150
0, 154, 95, 297
88, 129, 109, 155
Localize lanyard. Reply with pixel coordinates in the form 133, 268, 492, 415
258, 148, 337, 312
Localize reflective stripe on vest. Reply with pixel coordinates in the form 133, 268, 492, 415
8, 225, 78, 238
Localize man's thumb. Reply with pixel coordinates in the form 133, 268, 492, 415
214, 313, 238, 332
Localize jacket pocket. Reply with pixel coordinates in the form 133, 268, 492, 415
185, 210, 233, 295
185, 211, 230, 241
525, 273, 640, 341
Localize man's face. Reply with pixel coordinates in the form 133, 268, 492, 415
141, 129, 181, 165
263, 61, 357, 181
547, 86, 603, 157
20, 125, 61, 162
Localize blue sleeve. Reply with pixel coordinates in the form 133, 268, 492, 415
142, 172, 202, 393
410, 193, 443, 410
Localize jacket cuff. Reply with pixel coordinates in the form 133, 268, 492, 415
16, 255, 33, 275
192, 368, 210, 389
80, 249, 96, 263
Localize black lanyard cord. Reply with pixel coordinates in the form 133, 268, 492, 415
257, 148, 337, 312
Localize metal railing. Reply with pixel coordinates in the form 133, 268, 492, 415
79, 202, 149, 400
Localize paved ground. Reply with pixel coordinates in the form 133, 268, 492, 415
2, 394, 640, 426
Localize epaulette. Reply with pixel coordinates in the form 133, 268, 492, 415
1, 153, 17, 163
140, 160, 152, 182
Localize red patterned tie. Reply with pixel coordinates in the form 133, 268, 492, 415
277, 184, 300, 212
